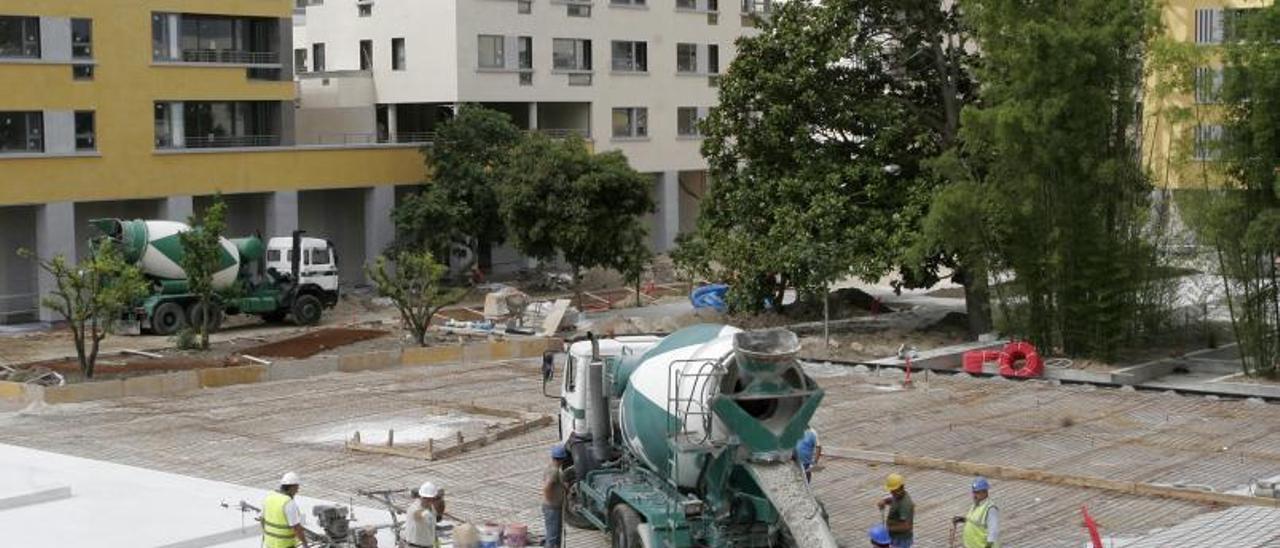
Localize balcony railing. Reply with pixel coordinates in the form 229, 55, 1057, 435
313, 129, 590, 146
534, 128, 591, 139
180, 49, 281, 65
157, 134, 283, 149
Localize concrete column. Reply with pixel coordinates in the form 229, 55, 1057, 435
363, 186, 396, 269
39, 18, 71, 62
266, 191, 299, 237
35, 202, 76, 323
160, 196, 193, 222
386, 104, 398, 143
658, 171, 680, 252
43, 111, 75, 154
528, 102, 538, 131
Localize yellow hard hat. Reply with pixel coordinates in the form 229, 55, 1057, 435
885, 473, 905, 492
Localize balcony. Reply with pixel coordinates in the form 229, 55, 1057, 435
180, 49, 280, 65
152, 13, 284, 67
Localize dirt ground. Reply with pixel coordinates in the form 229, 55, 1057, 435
242, 328, 387, 359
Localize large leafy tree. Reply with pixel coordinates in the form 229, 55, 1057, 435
394, 105, 523, 268
937, 0, 1160, 357
498, 134, 654, 295
677, 0, 975, 314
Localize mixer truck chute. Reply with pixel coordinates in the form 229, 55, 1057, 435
89, 218, 340, 335
552, 325, 839, 548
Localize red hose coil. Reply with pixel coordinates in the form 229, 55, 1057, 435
998, 341, 1044, 378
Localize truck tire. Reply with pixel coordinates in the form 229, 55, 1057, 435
292, 294, 323, 326
187, 302, 223, 332
151, 302, 186, 336
609, 504, 644, 548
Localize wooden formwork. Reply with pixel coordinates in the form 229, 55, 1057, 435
344, 399, 552, 461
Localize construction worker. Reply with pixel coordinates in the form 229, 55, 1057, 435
952, 476, 999, 548
795, 428, 821, 482
402, 481, 444, 548
543, 444, 570, 547
262, 471, 309, 548
875, 473, 914, 548
868, 524, 892, 547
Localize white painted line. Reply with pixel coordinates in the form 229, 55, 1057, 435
0, 485, 72, 510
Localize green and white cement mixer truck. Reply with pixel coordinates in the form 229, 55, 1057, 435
90, 218, 340, 335
549, 324, 838, 547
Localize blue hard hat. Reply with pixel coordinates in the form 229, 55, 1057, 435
869, 524, 891, 545
551, 443, 568, 459
972, 476, 990, 492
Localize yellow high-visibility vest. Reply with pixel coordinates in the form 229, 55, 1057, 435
262, 491, 298, 548
963, 500, 998, 548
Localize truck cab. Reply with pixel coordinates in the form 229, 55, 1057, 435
265, 237, 340, 295
555, 336, 661, 442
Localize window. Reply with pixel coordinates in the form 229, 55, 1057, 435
312, 43, 326, 71
73, 65, 94, 80
677, 107, 702, 137
567, 4, 591, 17
1194, 124, 1223, 161
611, 41, 647, 72
357, 2, 373, 17
71, 19, 92, 59
708, 0, 718, 11
311, 248, 331, 265
611, 0, 645, 6
553, 38, 591, 71
612, 107, 648, 138
154, 103, 171, 147
677, 43, 697, 73
677, 0, 696, 8
518, 0, 532, 14
518, 36, 533, 70
392, 37, 405, 70
708, 44, 719, 74
478, 35, 504, 68
1194, 67, 1223, 104
359, 39, 372, 70
267, 249, 281, 262
0, 16, 40, 58
74, 111, 95, 151
152, 14, 172, 60
1195, 8, 1223, 45
0, 112, 43, 153
294, 48, 307, 73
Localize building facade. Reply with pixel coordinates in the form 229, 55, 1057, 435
293, 0, 770, 267
0, 0, 424, 324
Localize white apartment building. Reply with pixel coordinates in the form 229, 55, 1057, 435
293, 0, 770, 260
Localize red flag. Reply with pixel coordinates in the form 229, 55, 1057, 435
1081, 505, 1103, 548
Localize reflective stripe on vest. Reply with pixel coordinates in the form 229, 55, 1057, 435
963, 500, 998, 548
262, 491, 298, 548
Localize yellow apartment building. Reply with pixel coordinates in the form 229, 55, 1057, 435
0, 1, 424, 323
1143, 0, 1270, 189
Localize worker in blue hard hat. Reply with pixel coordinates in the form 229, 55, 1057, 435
542, 444, 570, 547
868, 524, 892, 547
952, 476, 999, 548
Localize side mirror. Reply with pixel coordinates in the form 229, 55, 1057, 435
542, 351, 563, 399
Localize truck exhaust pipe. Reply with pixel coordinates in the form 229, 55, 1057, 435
586, 332, 610, 463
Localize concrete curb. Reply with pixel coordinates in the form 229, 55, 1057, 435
0, 337, 562, 406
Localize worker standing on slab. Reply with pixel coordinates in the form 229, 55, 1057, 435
953, 476, 999, 548
262, 471, 309, 548
795, 427, 821, 482
868, 524, 892, 547
402, 481, 444, 548
543, 444, 569, 547
876, 473, 915, 548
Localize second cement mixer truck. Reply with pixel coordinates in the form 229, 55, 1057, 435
90, 218, 340, 335
548, 324, 838, 548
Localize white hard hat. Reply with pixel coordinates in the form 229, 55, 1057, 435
280, 472, 301, 486
418, 481, 439, 498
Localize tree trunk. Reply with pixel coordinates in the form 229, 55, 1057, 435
956, 266, 994, 339
73, 323, 90, 378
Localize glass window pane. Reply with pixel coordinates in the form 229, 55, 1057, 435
75, 111, 95, 151
478, 35, 504, 68
677, 43, 697, 72
612, 108, 630, 137
72, 19, 92, 59
518, 37, 532, 69
554, 39, 575, 69
152, 15, 169, 60
0, 111, 43, 152
611, 41, 632, 71
708, 44, 719, 74
392, 38, 405, 70
0, 16, 40, 58
360, 39, 372, 70
635, 108, 647, 137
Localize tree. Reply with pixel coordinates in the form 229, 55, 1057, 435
18, 245, 148, 379
677, 0, 975, 314
498, 134, 654, 301
180, 195, 229, 350
393, 105, 523, 268
940, 0, 1160, 357
366, 250, 466, 346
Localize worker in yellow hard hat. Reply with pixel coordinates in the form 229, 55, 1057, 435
875, 473, 914, 548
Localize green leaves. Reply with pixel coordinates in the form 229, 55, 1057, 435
366, 250, 465, 346
181, 194, 229, 350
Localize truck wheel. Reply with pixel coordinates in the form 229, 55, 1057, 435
187, 302, 223, 332
151, 302, 186, 336
609, 504, 644, 548
292, 294, 323, 326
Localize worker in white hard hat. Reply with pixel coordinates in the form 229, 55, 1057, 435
402, 481, 445, 548
262, 471, 310, 548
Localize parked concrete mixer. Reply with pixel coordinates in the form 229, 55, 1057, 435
90, 218, 340, 335
549, 325, 837, 547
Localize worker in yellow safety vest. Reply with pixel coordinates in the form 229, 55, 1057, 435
952, 476, 999, 548
262, 471, 310, 548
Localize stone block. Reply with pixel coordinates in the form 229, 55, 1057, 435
338, 349, 401, 372
44, 379, 125, 404
123, 371, 199, 398
268, 356, 340, 381
464, 342, 493, 362
198, 365, 266, 388
401, 345, 463, 366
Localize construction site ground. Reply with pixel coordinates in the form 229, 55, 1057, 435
1, 353, 1275, 546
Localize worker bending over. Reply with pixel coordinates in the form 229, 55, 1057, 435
795, 428, 821, 482
543, 444, 570, 547
262, 472, 310, 548
875, 473, 914, 548
953, 476, 999, 548
403, 481, 446, 548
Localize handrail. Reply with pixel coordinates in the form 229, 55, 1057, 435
180, 49, 280, 65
